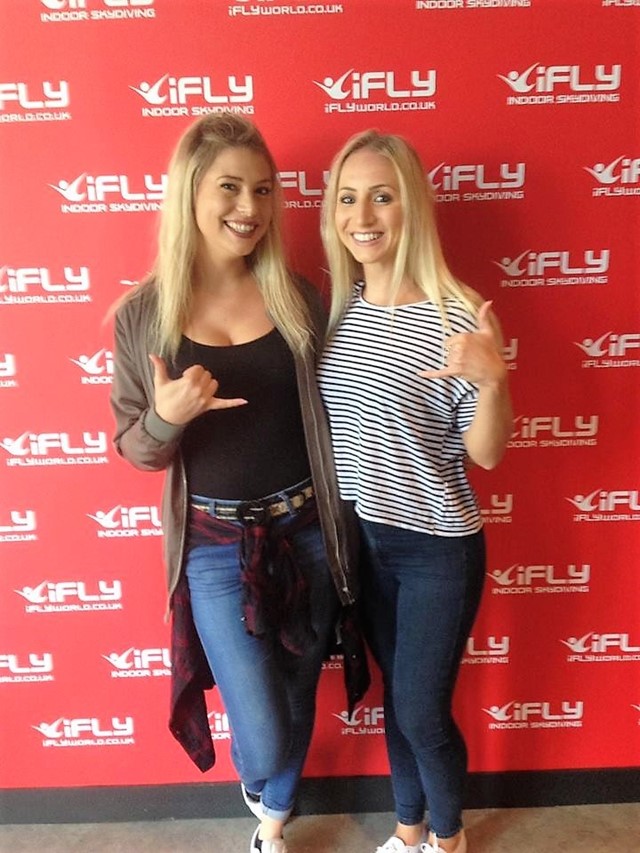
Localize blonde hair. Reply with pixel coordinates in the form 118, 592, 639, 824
321, 129, 478, 332
149, 113, 310, 357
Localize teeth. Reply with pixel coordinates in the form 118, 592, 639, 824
353, 232, 382, 243
226, 222, 256, 234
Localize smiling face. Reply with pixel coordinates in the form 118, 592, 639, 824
334, 147, 404, 276
193, 146, 274, 265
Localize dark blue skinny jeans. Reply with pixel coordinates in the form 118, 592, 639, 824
185, 503, 339, 822
359, 519, 485, 839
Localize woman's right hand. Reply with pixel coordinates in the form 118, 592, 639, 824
149, 354, 247, 426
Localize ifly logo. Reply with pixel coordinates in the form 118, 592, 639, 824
575, 333, 640, 358
104, 647, 171, 669
585, 157, 640, 197
483, 700, 583, 728
0, 353, 17, 379
0, 653, 53, 680
33, 716, 135, 747
49, 173, 166, 202
333, 706, 384, 727
0, 431, 108, 466
70, 348, 113, 383
15, 580, 122, 604
429, 162, 525, 203
509, 415, 598, 448
567, 490, 640, 524
562, 632, 640, 654
480, 494, 513, 525
487, 563, 590, 595
429, 163, 525, 192
15, 580, 123, 614
130, 74, 253, 105
576, 332, 640, 369
70, 349, 113, 375
0, 266, 90, 294
498, 63, 621, 94
314, 69, 435, 100
208, 711, 231, 740
87, 505, 163, 537
494, 250, 609, 278
585, 156, 640, 185
315, 69, 437, 115
463, 636, 510, 664
0, 81, 69, 110
0, 510, 37, 542
514, 415, 599, 438
103, 647, 171, 677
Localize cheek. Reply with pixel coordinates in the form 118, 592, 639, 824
194, 199, 212, 234
194, 210, 206, 237
334, 210, 349, 239
261, 202, 274, 228
390, 210, 404, 235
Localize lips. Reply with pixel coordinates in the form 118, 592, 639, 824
225, 220, 259, 236
352, 231, 383, 244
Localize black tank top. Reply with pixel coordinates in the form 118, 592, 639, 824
173, 328, 311, 500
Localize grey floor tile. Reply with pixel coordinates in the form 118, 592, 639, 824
1, 804, 639, 852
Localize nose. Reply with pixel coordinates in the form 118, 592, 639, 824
236, 188, 257, 217
353, 198, 374, 226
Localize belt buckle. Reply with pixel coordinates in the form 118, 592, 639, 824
236, 500, 268, 525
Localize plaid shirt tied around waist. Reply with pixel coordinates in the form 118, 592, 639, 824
168, 498, 370, 772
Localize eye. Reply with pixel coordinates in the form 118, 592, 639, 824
220, 182, 237, 192
338, 194, 355, 205
373, 192, 392, 204
255, 185, 272, 196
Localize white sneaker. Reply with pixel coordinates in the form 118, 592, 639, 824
420, 830, 467, 853
376, 836, 426, 853
250, 825, 288, 853
241, 783, 263, 819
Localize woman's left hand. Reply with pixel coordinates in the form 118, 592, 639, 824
418, 300, 506, 387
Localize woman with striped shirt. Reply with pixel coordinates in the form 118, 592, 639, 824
318, 131, 513, 853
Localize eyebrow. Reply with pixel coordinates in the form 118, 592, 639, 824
338, 183, 393, 191
217, 174, 273, 184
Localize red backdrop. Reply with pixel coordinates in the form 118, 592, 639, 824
1, 0, 639, 791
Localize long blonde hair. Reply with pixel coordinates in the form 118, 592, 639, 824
149, 113, 310, 358
321, 130, 478, 333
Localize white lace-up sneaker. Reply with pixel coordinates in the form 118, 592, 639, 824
376, 835, 426, 853
241, 783, 263, 819
249, 825, 288, 853
420, 829, 467, 853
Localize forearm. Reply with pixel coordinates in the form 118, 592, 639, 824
463, 377, 513, 469
115, 408, 184, 472
110, 310, 184, 471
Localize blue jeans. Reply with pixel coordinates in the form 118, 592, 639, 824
359, 519, 485, 839
185, 506, 339, 822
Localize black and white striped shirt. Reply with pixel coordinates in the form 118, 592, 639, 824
318, 284, 482, 536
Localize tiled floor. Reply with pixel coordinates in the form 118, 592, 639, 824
1, 804, 639, 852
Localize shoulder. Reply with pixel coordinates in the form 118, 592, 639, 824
112, 281, 159, 361
114, 279, 158, 327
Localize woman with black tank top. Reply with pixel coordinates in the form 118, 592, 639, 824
110, 114, 368, 853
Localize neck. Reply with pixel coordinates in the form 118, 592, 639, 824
362, 271, 424, 307
194, 252, 252, 293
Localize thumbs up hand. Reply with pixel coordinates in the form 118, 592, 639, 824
418, 301, 507, 388
149, 354, 247, 425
